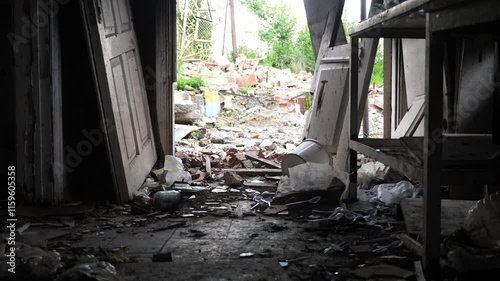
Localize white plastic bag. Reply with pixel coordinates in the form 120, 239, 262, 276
276, 162, 335, 197
164, 155, 192, 187
373, 181, 419, 205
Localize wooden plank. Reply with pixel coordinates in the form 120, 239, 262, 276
429, 0, 500, 33
245, 153, 281, 169
349, 140, 424, 180
455, 39, 496, 134
393, 95, 425, 138
14, 0, 35, 203
422, 15, 444, 275
166, 0, 177, 155
346, 37, 359, 203
383, 38, 392, 142
442, 134, 500, 161
401, 198, 476, 236
303, 0, 346, 60
402, 39, 426, 108
243, 181, 277, 189
221, 169, 282, 176
359, 138, 405, 148
50, 0, 65, 204
157, 0, 176, 156
349, 0, 429, 38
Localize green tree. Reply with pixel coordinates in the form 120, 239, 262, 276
243, 0, 297, 69
291, 26, 315, 73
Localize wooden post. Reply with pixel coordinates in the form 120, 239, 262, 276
384, 38, 393, 138
167, 0, 177, 156
222, 0, 229, 55
229, 0, 237, 62
180, 0, 189, 55
155, 0, 176, 157
348, 36, 359, 202
423, 14, 443, 278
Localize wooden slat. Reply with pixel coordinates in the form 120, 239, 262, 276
350, 140, 424, 180
384, 38, 393, 138
221, 169, 282, 176
303, 0, 346, 60
393, 95, 425, 138
51, 1, 65, 203
245, 153, 281, 169
349, 0, 429, 38
346, 37, 359, 203
429, 0, 500, 32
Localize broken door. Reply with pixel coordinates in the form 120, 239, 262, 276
81, 0, 156, 203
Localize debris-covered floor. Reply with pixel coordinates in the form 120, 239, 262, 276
2, 183, 425, 281
3, 59, 499, 280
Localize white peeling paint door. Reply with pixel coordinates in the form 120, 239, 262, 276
82, 0, 156, 203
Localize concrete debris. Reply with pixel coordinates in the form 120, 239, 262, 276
224, 171, 244, 187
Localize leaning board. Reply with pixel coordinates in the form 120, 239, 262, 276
401, 198, 476, 236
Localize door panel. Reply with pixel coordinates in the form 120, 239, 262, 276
82, 0, 156, 203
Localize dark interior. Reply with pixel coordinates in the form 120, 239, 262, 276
0, 0, 15, 183
59, 0, 114, 202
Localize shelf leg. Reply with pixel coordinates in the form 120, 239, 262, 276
423, 14, 444, 279
346, 36, 359, 203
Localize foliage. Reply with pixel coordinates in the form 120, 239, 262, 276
304, 92, 314, 111
238, 46, 261, 59
243, 0, 299, 70
239, 86, 255, 94
177, 75, 206, 91
371, 43, 384, 87
290, 26, 315, 73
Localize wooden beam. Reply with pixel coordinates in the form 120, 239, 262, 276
349, 0, 430, 37
303, 0, 346, 60
422, 13, 444, 276
393, 95, 425, 138
349, 140, 424, 180
14, 0, 35, 203
156, 0, 176, 156
245, 153, 281, 169
221, 169, 282, 176
346, 36, 359, 203
167, 0, 176, 155
229, 0, 237, 62
384, 38, 393, 138
50, 0, 64, 204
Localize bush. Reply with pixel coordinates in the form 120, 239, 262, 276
177, 75, 206, 90
238, 46, 261, 59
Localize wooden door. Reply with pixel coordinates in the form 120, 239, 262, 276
81, 0, 156, 203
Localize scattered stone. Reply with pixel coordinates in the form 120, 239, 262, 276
224, 171, 244, 187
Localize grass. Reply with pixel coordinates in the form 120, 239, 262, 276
177, 75, 206, 91
239, 86, 255, 94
